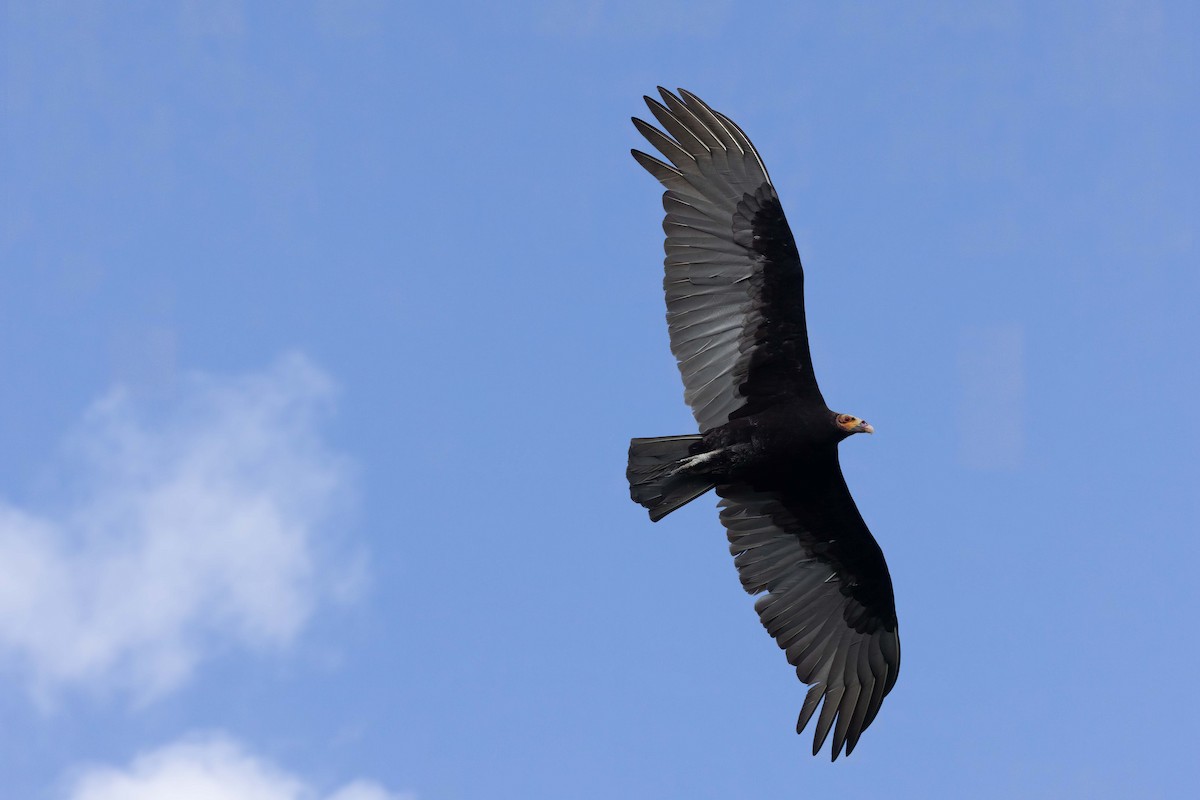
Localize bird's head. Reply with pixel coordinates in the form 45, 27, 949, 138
834, 412, 874, 438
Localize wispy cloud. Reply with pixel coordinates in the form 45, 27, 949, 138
0, 354, 358, 702
64, 734, 410, 800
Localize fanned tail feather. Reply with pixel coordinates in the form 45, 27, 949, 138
627, 435, 715, 521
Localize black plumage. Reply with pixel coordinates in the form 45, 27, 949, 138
625, 88, 900, 760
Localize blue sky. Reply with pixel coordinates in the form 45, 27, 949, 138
2, 1, 1198, 797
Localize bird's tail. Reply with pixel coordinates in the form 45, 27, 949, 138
627, 434, 716, 522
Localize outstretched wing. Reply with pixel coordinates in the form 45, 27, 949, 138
718, 455, 900, 760
632, 88, 823, 432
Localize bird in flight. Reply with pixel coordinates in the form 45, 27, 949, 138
626, 88, 900, 760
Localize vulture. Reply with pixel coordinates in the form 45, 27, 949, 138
625, 88, 900, 760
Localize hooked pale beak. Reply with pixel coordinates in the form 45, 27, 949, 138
855, 421, 875, 434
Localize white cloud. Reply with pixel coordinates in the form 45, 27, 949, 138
65, 735, 411, 800
0, 354, 358, 701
